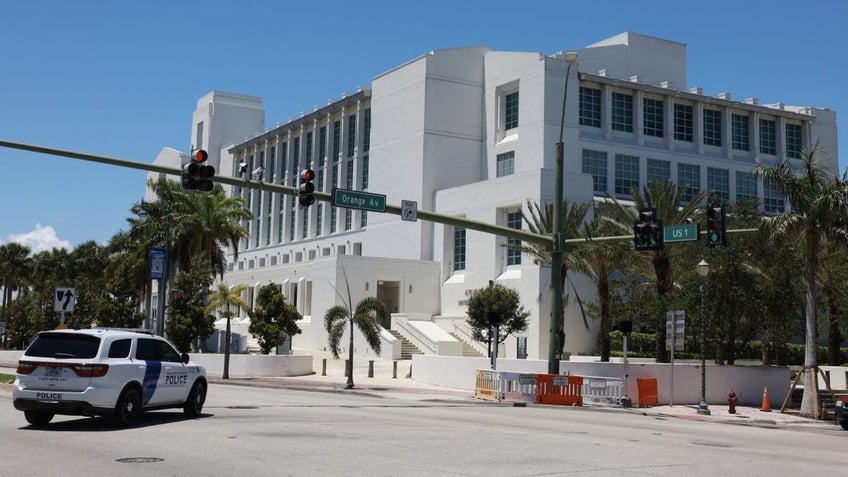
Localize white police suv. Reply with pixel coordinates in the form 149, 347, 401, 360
13, 328, 207, 426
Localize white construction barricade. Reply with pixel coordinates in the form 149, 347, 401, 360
474, 369, 537, 403
581, 375, 625, 407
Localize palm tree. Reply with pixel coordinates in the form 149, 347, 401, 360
0, 242, 32, 347
205, 282, 249, 379
601, 180, 708, 361
324, 268, 384, 389
754, 142, 848, 418
519, 199, 592, 354
146, 179, 251, 277
570, 212, 635, 361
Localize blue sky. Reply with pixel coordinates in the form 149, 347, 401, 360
1, 0, 845, 252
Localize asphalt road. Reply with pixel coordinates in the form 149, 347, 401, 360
1, 382, 845, 476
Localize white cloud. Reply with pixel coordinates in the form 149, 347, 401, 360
6, 224, 73, 254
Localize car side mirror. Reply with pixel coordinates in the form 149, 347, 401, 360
181, 353, 190, 364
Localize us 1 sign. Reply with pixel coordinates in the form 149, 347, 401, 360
663, 224, 699, 243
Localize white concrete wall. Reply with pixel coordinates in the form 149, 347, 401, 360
410, 355, 790, 407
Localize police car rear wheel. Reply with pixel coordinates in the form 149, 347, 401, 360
183, 380, 206, 417
115, 387, 142, 426
24, 410, 54, 426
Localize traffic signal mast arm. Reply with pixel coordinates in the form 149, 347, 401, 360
0, 139, 761, 247
0, 139, 550, 246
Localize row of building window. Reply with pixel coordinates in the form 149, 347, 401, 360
581, 149, 785, 212
237, 108, 371, 250
578, 87, 804, 158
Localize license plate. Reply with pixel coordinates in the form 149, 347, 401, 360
45, 367, 64, 378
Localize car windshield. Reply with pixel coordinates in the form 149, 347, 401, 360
25, 333, 101, 359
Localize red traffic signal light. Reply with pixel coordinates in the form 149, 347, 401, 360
192, 149, 209, 163
182, 149, 215, 192
298, 169, 315, 207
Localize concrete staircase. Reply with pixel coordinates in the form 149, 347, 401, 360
449, 332, 484, 358
388, 330, 423, 360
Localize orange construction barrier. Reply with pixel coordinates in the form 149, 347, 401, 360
637, 377, 659, 407
536, 374, 583, 406
760, 386, 771, 412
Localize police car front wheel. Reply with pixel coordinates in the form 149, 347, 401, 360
183, 380, 206, 417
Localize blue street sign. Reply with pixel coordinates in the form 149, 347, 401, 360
150, 247, 166, 280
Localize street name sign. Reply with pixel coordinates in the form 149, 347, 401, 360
332, 188, 386, 213
663, 224, 699, 243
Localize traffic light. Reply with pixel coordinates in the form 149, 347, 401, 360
181, 149, 215, 192
706, 203, 726, 247
298, 169, 315, 207
634, 208, 663, 251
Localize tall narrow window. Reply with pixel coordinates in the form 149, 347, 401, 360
582, 149, 608, 193
677, 163, 700, 203
644, 98, 664, 137
614, 154, 639, 196
195, 122, 204, 150
332, 120, 341, 161
319, 126, 327, 167
496, 151, 515, 177
506, 211, 522, 266
759, 119, 776, 155
703, 109, 722, 147
673, 104, 693, 142
363, 108, 371, 152
731, 114, 750, 151
316, 204, 323, 237
579, 87, 601, 127
785, 123, 802, 159
647, 158, 670, 185
453, 227, 466, 271
763, 181, 784, 213
707, 167, 729, 202
347, 114, 356, 158
611, 92, 633, 132
504, 92, 519, 131
736, 171, 757, 203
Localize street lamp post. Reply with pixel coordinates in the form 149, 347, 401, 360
548, 51, 578, 375
156, 202, 171, 337
697, 259, 711, 415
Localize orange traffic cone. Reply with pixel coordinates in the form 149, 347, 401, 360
760, 386, 771, 412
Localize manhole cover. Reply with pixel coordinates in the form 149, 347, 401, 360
116, 457, 164, 464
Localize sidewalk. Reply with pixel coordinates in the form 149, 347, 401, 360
206, 350, 478, 403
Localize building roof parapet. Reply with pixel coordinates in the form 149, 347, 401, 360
228, 88, 371, 154
579, 72, 814, 120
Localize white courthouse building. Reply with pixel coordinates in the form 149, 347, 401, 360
148, 32, 838, 360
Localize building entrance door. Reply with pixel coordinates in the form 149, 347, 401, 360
376, 281, 399, 328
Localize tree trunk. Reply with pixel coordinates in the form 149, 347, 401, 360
599, 280, 611, 362
223, 316, 231, 380
345, 317, 355, 389
800, 254, 818, 418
